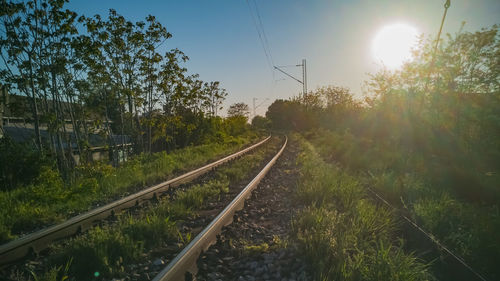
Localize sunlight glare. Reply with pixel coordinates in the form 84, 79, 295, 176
372, 23, 419, 69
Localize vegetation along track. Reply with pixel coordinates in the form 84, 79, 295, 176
1, 136, 282, 280
152, 136, 289, 281
0, 136, 270, 267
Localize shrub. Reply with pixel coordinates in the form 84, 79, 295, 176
0, 136, 54, 191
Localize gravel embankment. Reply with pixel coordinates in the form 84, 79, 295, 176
196, 138, 311, 281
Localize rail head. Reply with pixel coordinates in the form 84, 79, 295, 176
153, 136, 287, 281
0, 135, 271, 266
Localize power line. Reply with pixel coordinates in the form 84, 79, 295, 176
275, 64, 300, 68
274, 59, 307, 99
252, 0, 274, 66
365, 181, 488, 281
245, 0, 274, 75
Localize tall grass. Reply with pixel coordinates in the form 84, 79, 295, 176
292, 135, 432, 281
0, 134, 258, 243
307, 129, 500, 279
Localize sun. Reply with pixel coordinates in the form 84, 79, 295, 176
372, 23, 419, 69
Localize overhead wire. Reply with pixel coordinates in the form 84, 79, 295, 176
245, 0, 282, 105
253, 0, 278, 84
245, 0, 274, 77
364, 171, 488, 281
252, 0, 274, 67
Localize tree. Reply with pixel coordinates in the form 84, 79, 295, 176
138, 15, 171, 153
1, 0, 234, 177
251, 115, 270, 130
266, 99, 311, 131
227, 102, 249, 118
1, 0, 81, 175
225, 102, 249, 136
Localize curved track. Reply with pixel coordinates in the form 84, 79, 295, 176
152, 136, 287, 281
0, 136, 271, 266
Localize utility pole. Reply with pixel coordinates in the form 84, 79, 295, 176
302, 59, 307, 99
274, 58, 307, 99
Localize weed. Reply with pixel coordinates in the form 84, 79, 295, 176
243, 242, 270, 255
0, 135, 257, 242
56, 226, 142, 280
292, 134, 432, 280
33, 135, 275, 280
30, 258, 72, 281
308, 128, 500, 278
120, 214, 177, 248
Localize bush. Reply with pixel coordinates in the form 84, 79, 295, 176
0, 136, 54, 191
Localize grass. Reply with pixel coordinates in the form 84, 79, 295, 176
23, 136, 281, 280
292, 134, 433, 281
29, 259, 72, 281
306, 129, 500, 279
0, 133, 260, 243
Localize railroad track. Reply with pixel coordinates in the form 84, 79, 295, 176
152, 136, 287, 281
0, 136, 271, 266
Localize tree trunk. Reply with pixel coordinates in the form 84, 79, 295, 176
28, 55, 43, 151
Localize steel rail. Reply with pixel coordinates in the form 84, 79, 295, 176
0, 136, 271, 266
153, 136, 287, 281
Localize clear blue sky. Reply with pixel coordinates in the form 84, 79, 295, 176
66, 0, 499, 116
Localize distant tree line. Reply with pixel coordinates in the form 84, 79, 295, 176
266, 24, 500, 204
265, 25, 500, 277
0, 0, 248, 179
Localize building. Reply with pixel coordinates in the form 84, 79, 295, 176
0, 88, 132, 164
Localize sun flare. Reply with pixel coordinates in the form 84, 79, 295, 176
372, 23, 419, 69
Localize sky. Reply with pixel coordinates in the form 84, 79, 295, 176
66, 0, 500, 117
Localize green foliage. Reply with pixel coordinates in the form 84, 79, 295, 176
293, 135, 432, 281
30, 258, 72, 281
37, 136, 274, 280
413, 195, 500, 271
175, 179, 229, 209
272, 24, 500, 279
120, 214, 177, 248
0, 137, 54, 191
225, 115, 249, 136
357, 240, 431, 281
266, 86, 360, 132
58, 227, 142, 280
227, 102, 250, 118
266, 99, 313, 131
0, 0, 238, 180
0, 134, 256, 243
296, 142, 364, 211
309, 128, 500, 279
251, 115, 270, 131
243, 242, 270, 255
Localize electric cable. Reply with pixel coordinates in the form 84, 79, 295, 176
245, 0, 274, 75
365, 183, 488, 281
